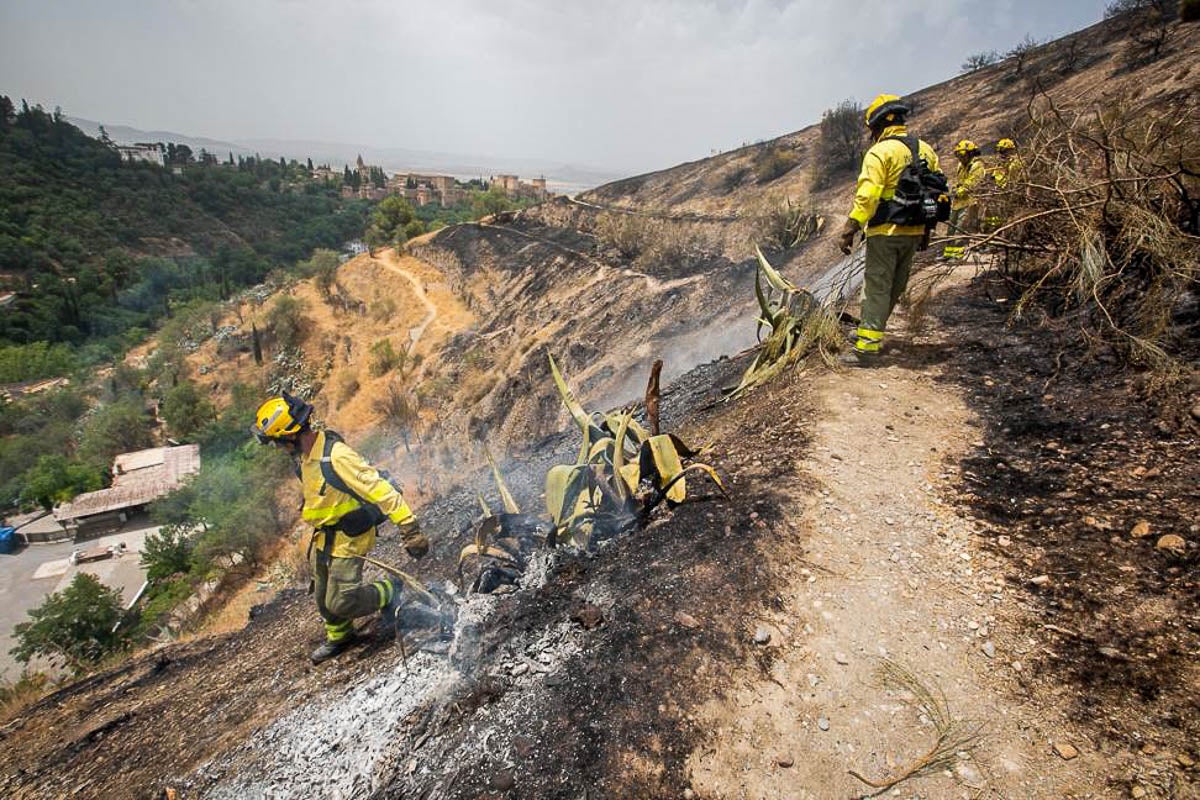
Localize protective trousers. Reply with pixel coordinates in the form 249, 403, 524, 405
943, 204, 980, 259
855, 234, 920, 355
312, 544, 395, 642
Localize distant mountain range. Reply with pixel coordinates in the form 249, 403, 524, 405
67, 116, 621, 194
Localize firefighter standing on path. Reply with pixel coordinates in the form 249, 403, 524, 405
837, 93, 942, 361
252, 392, 430, 664
943, 139, 986, 258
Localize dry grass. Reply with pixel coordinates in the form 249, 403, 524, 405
848, 658, 985, 794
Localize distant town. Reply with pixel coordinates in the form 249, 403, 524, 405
115, 142, 549, 207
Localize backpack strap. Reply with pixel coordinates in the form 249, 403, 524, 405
319, 430, 368, 506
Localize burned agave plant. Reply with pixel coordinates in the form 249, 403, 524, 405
731, 246, 843, 398
458, 447, 551, 594
459, 357, 725, 594
544, 354, 724, 549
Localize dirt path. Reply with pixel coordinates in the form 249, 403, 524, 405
688, 269, 1113, 799
374, 249, 440, 349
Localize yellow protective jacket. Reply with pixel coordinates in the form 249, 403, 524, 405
990, 155, 1026, 189
953, 158, 987, 207
848, 125, 941, 238
301, 430, 415, 558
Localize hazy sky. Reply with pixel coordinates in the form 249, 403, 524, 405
2, 0, 1106, 174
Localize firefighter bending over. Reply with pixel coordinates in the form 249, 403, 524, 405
252, 392, 430, 663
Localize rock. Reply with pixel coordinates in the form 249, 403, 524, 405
834, 652, 849, 665
1053, 742, 1079, 760
511, 663, 529, 677
776, 754, 795, 767
683, 790, 695, 799
982, 641, 995, 659
998, 535, 1012, 547
489, 769, 515, 791
674, 611, 701, 630
1131, 519, 1153, 538
1177, 752, 1195, 767
1191, 403, 1200, 422
753, 626, 771, 645
1156, 534, 1186, 554
1131, 786, 1147, 799
1030, 575, 1052, 587
571, 602, 604, 630
817, 717, 830, 731
513, 736, 535, 759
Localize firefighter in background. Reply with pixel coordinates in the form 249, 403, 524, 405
837, 93, 941, 361
983, 138, 1026, 232
252, 392, 430, 664
942, 139, 986, 259
990, 138, 1025, 189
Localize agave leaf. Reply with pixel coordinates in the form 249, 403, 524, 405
640, 463, 727, 519
458, 543, 519, 567
667, 433, 704, 459
477, 493, 493, 518
646, 434, 688, 504
475, 514, 500, 555
755, 245, 798, 294
610, 410, 633, 503
545, 464, 591, 531
483, 444, 521, 514
548, 353, 591, 434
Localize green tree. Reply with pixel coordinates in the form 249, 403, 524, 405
299, 248, 341, 297
79, 399, 154, 468
470, 186, 513, 219
161, 379, 216, 439
140, 523, 196, 582
11, 573, 129, 675
264, 294, 307, 350
366, 195, 417, 249
19, 454, 103, 510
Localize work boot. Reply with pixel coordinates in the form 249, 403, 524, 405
310, 630, 357, 664
377, 578, 405, 635
838, 350, 880, 368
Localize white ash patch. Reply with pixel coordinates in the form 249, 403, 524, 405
201, 652, 457, 800
518, 547, 556, 590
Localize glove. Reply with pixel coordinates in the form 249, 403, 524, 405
837, 218, 859, 255
399, 519, 429, 559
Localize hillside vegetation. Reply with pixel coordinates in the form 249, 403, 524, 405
0, 97, 370, 355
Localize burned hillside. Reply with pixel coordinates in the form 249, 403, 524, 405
2, 8, 1200, 800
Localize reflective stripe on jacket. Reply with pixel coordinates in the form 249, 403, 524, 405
847, 125, 941, 238
301, 430, 414, 558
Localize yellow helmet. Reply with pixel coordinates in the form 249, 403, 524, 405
954, 139, 979, 155
864, 94, 910, 129
252, 392, 313, 443
996, 138, 1017, 151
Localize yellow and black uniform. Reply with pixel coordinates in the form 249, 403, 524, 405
301, 430, 415, 643
846, 124, 940, 354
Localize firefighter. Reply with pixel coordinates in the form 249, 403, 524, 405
251, 392, 430, 663
837, 93, 941, 361
943, 139, 986, 258
990, 138, 1025, 189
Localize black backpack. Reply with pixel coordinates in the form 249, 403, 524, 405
317, 430, 397, 536
869, 135, 951, 228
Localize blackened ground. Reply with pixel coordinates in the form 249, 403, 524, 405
922, 275, 1200, 754
363, 353, 818, 799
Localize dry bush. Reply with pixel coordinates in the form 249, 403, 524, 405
369, 296, 397, 322
368, 338, 405, 377
961, 50, 1000, 73
969, 97, 1200, 367
749, 194, 824, 251
635, 220, 709, 272
1107, 0, 1179, 64
373, 380, 418, 430
753, 147, 799, 184
595, 212, 650, 259
334, 369, 360, 404
814, 100, 865, 189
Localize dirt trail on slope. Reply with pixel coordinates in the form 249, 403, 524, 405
374, 249, 440, 349
689, 268, 1115, 799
